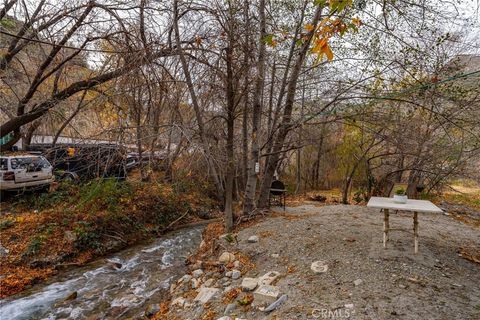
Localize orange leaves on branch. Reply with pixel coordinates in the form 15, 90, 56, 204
352, 17, 361, 27
305, 24, 315, 32
312, 38, 334, 61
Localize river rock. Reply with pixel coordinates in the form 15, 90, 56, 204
233, 260, 241, 269
64, 231, 77, 242
64, 291, 77, 301
192, 269, 204, 278
354, 279, 363, 286
263, 294, 288, 312
171, 297, 186, 308
191, 278, 201, 289
231, 269, 241, 280
253, 285, 280, 306
311, 261, 328, 274
241, 277, 258, 291
224, 302, 237, 315
203, 278, 215, 287
218, 252, 236, 263
226, 271, 233, 278
179, 274, 192, 283
258, 271, 280, 285
0, 244, 9, 257
248, 235, 259, 243
194, 287, 220, 304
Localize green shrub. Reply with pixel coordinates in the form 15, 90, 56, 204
78, 179, 133, 213
24, 236, 45, 256
73, 221, 101, 250
0, 218, 15, 231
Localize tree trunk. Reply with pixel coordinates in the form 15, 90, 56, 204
243, 0, 266, 215
257, 5, 323, 208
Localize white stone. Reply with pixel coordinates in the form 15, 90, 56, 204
311, 261, 328, 274
253, 285, 280, 305
231, 270, 241, 280
192, 269, 204, 278
345, 303, 354, 309
233, 260, 241, 268
241, 277, 258, 291
171, 297, 186, 308
353, 279, 363, 286
225, 271, 233, 278
271, 253, 279, 258
194, 287, 220, 304
179, 274, 192, 283
248, 235, 259, 243
258, 271, 280, 285
191, 278, 201, 289
218, 252, 236, 263
216, 317, 232, 320
203, 278, 215, 287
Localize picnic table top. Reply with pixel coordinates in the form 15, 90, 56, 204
367, 196, 443, 213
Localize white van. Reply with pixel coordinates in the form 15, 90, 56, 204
0, 154, 54, 197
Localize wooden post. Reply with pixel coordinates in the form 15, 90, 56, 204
413, 211, 418, 254
383, 209, 389, 248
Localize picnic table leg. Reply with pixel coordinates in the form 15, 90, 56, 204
383, 209, 389, 248
413, 211, 418, 254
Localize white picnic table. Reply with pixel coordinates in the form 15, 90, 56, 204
367, 196, 443, 254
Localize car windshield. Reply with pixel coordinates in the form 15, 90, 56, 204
10, 157, 50, 170
0, 158, 7, 170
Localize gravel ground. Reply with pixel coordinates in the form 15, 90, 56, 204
166, 204, 480, 320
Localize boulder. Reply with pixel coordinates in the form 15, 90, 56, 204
171, 297, 186, 308
192, 269, 204, 278
179, 274, 192, 283
218, 252, 236, 263
253, 285, 280, 306
241, 277, 258, 291
231, 270, 241, 280
191, 278, 201, 289
194, 287, 220, 304
258, 271, 280, 285
0, 244, 9, 257
203, 278, 215, 287
64, 231, 77, 242
224, 303, 237, 315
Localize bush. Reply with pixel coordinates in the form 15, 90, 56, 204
0, 218, 15, 231
73, 221, 101, 250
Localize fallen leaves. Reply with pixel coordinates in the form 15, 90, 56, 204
458, 247, 480, 264
0, 266, 55, 298
223, 287, 241, 303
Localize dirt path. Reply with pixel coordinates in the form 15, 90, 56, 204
164, 204, 480, 320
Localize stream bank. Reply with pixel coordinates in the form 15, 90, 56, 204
0, 227, 204, 319
158, 204, 480, 320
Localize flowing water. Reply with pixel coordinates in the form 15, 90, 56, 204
0, 227, 203, 319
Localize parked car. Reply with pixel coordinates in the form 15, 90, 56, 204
0, 154, 54, 199
36, 144, 128, 180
